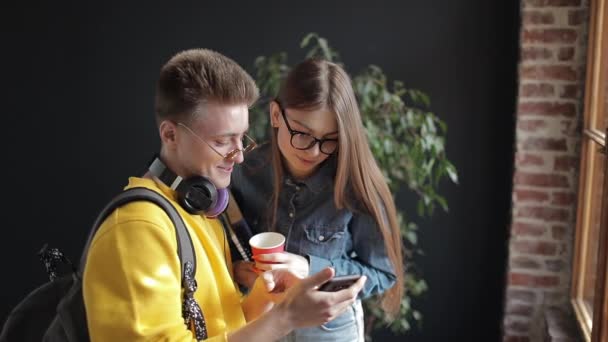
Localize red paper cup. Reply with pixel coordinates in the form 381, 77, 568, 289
249, 232, 285, 265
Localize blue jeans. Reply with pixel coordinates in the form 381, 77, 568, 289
279, 300, 364, 342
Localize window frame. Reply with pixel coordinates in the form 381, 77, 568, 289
570, 0, 608, 340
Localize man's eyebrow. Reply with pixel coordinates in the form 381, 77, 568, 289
210, 127, 250, 138
291, 118, 338, 137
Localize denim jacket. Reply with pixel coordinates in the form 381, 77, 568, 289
229, 144, 397, 299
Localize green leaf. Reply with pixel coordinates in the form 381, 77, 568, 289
446, 162, 459, 184
317, 38, 331, 61
425, 115, 436, 134
417, 200, 425, 217
405, 230, 417, 244
419, 92, 431, 107
300, 32, 317, 48
436, 196, 448, 212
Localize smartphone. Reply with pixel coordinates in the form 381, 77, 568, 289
318, 275, 361, 292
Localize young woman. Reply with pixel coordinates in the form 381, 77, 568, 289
230, 58, 404, 342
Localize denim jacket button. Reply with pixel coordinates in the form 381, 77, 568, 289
318, 235, 325, 241
288, 212, 294, 218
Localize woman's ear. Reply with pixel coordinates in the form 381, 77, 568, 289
269, 101, 281, 128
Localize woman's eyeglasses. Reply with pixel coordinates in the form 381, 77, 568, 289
275, 100, 338, 155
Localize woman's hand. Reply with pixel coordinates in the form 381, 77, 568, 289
251, 269, 302, 304
242, 268, 303, 320
233, 261, 258, 289
253, 252, 310, 279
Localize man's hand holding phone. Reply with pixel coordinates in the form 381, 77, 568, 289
272, 267, 366, 329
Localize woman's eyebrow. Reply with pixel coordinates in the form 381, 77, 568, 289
322, 131, 339, 137
290, 118, 338, 137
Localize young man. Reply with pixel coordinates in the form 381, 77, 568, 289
82, 49, 366, 341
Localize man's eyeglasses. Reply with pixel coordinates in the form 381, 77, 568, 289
275, 100, 338, 155
177, 122, 257, 161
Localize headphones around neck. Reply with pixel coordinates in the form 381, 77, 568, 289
147, 155, 229, 218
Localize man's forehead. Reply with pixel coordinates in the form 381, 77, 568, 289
190, 102, 249, 135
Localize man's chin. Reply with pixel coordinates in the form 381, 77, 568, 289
212, 175, 231, 189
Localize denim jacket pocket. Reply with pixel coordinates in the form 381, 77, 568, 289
301, 225, 346, 259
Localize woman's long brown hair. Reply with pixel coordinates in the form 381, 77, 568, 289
268, 58, 404, 317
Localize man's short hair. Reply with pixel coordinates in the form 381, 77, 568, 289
155, 49, 259, 125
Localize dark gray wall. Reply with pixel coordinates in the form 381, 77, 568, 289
1, 1, 519, 340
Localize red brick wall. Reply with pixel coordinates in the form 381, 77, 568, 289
504, 0, 590, 340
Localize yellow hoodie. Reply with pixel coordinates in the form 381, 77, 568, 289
83, 177, 245, 341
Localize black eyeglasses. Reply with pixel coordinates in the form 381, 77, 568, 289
275, 100, 338, 155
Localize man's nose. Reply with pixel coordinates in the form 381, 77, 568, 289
231, 149, 245, 164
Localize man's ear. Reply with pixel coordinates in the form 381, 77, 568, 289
269, 101, 281, 128
159, 120, 178, 147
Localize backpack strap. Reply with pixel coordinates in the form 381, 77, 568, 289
78, 187, 207, 340
79, 187, 195, 284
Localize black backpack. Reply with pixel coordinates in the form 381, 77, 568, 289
0, 187, 207, 341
